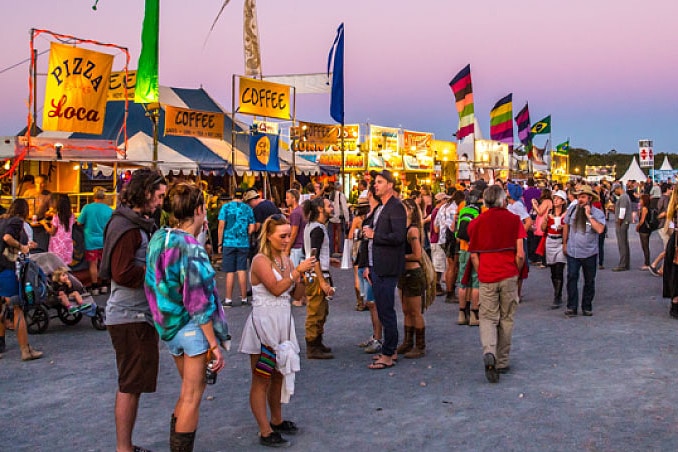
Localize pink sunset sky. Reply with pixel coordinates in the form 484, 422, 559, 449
1, 0, 677, 155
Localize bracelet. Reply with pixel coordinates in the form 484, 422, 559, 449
209, 344, 218, 351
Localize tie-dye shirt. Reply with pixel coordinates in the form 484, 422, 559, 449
145, 228, 228, 342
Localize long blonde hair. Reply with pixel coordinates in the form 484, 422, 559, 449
258, 214, 289, 261
665, 188, 678, 232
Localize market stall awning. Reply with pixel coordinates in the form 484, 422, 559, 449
121, 132, 199, 174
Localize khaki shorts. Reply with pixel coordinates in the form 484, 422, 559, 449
397, 267, 425, 297
108, 322, 159, 394
431, 243, 447, 273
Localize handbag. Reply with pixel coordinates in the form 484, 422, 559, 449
2, 245, 20, 263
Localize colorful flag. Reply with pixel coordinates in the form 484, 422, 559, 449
135, 0, 160, 104
327, 23, 344, 124
43, 42, 113, 134
514, 102, 531, 146
449, 64, 474, 140
531, 115, 551, 135
489, 93, 513, 144
556, 140, 570, 154
249, 132, 280, 172
243, 0, 262, 77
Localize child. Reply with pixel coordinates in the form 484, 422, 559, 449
52, 267, 90, 314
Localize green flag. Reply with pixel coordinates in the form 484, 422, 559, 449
530, 115, 551, 135
135, 0, 160, 104
556, 140, 570, 154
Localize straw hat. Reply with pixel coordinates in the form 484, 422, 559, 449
575, 185, 599, 201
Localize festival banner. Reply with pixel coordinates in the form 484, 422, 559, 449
108, 70, 136, 101
449, 64, 475, 140
515, 102, 532, 146
292, 122, 359, 151
490, 93, 513, 144
164, 105, 225, 139
135, 0, 160, 104
249, 132, 281, 172
243, 0, 263, 77
238, 76, 291, 120
42, 42, 114, 134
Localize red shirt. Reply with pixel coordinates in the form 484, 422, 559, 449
468, 207, 526, 284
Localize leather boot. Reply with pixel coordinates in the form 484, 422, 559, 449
468, 310, 479, 326
457, 309, 468, 325
354, 287, 367, 311
670, 302, 678, 319
20, 345, 43, 361
551, 279, 563, 309
170, 430, 196, 452
306, 338, 334, 359
435, 273, 445, 296
396, 326, 414, 354
404, 328, 426, 359
317, 334, 332, 353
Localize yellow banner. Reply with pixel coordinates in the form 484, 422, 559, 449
164, 105, 224, 139
238, 76, 291, 120
42, 42, 113, 134
108, 71, 136, 101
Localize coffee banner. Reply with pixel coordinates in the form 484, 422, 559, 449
108, 71, 136, 101
42, 42, 113, 134
164, 105, 224, 139
238, 77, 291, 120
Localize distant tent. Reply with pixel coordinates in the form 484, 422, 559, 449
660, 156, 673, 171
620, 156, 646, 183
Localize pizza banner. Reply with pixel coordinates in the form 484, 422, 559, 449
43, 42, 114, 134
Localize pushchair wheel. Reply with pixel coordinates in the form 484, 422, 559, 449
91, 306, 106, 331
25, 305, 49, 334
56, 305, 83, 326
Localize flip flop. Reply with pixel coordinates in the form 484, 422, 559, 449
372, 353, 398, 361
368, 360, 395, 370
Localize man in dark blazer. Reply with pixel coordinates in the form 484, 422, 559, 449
363, 170, 406, 369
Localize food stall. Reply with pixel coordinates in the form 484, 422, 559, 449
551, 151, 570, 184
402, 130, 435, 191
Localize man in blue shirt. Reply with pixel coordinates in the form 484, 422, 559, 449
218, 189, 255, 306
562, 185, 606, 317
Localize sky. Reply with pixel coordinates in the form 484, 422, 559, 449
1, 0, 678, 155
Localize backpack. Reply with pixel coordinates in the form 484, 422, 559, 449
455, 205, 481, 242
18, 256, 50, 307
645, 208, 660, 231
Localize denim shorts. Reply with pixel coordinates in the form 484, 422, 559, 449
222, 246, 249, 272
357, 267, 374, 302
165, 320, 209, 357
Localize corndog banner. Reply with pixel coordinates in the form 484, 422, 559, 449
42, 42, 114, 134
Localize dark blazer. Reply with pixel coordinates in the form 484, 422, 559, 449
372, 196, 407, 277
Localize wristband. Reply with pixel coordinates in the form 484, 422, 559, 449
209, 344, 219, 351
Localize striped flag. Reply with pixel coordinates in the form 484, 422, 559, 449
489, 93, 513, 144
514, 102, 531, 146
135, 0, 160, 104
449, 64, 474, 140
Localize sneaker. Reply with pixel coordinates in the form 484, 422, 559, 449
222, 298, 233, 307
270, 420, 298, 435
77, 303, 93, 312
564, 309, 577, 317
259, 431, 290, 448
68, 305, 79, 314
358, 336, 374, 347
483, 353, 499, 383
648, 266, 661, 277
241, 298, 250, 306
364, 338, 382, 354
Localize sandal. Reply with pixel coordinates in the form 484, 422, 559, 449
368, 360, 395, 370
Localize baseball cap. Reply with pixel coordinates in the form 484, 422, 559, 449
243, 189, 260, 202
373, 169, 395, 184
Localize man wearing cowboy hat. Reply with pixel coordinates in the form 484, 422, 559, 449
561, 185, 606, 317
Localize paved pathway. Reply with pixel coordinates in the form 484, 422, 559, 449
0, 222, 676, 451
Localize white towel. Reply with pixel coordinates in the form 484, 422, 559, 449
275, 340, 300, 403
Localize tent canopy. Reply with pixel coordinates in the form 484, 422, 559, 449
121, 132, 199, 174
660, 156, 673, 171
620, 156, 646, 183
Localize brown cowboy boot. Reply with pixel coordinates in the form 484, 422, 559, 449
404, 327, 426, 359
354, 287, 367, 311
396, 326, 414, 354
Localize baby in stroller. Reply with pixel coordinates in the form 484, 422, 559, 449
51, 266, 92, 314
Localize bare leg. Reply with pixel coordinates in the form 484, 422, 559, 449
405, 295, 424, 329
237, 270, 248, 301
249, 355, 274, 436
173, 353, 207, 433
88, 259, 98, 287
367, 302, 382, 340
114, 391, 140, 452
225, 272, 235, 301
14, 306, 29, 347
267, 371, 284, 426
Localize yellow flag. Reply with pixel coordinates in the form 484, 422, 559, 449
42, 42, 114, 134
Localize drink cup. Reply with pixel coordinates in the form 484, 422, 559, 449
553, 217, 562, 228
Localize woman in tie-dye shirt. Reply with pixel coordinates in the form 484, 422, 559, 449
145, 183, 229, 451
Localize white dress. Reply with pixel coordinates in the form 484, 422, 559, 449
239, 267, 298, 354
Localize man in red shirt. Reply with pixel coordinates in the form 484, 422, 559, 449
468, 185, 526, 383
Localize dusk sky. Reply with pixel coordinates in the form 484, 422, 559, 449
1, 0, 677, 155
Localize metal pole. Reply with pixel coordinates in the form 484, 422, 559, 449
152, 107, 158, 169
340, 121, 345, 194
231, 74, 237, 195
291, 86, 296, 188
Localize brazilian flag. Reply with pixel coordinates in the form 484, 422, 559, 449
530, 115, 551, 135
556, 140, 570, 154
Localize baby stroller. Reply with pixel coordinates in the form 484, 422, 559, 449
21, 253, 106, 334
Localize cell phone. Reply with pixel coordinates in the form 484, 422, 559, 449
310, 248, 318, 259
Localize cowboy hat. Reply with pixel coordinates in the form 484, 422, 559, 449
575, 185, 599, 201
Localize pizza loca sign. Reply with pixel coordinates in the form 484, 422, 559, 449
42, 42, 113, 135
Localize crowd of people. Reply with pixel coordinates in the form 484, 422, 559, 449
2, 167, 678, 450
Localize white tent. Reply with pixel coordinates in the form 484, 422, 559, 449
120, 132, 199, 174
660, 156, 673, 171
620, 156, 646, 183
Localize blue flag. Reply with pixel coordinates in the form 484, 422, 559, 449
249, 133, 280, 172
327, 23, 344, 124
